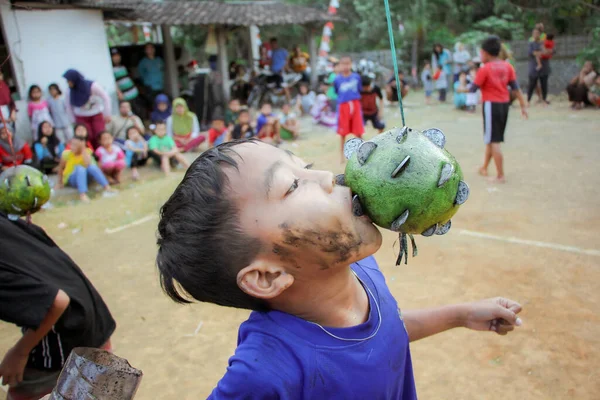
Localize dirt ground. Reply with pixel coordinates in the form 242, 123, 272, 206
2, 94, 599, 399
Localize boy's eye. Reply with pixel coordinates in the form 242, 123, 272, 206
286, 179, 299, 197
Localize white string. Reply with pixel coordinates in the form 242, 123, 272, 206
308, 271, 382, 342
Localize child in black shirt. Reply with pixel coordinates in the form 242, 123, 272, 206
0, 213, 115, 399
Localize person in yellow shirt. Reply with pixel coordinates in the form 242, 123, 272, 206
288, 46, 310, 82
56, 127, 116, 203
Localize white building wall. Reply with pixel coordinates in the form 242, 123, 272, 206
0, 5, 116, 140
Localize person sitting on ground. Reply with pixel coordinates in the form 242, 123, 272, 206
0, 213, 115, 400
360, 76, 385, 133
106, 100, 145, 145
421, 62, 434, 105
311, 83, 337, 128
225, 98, 241, 130
57, 128, 115, 203
148, 121, 189, 176
95, 131, 125, 184
151, 93, 172, 124
47, 83, 73, 143
453, 71, 470, 110
0, 123, 33, 171
208, 115, 229, 148
566, 61, 597, 110
34, 121, 64, 174
155, 139, 524, 399
588, 74, 600, 108
228, 109, 255, 141
65, 123, 94, 152
278, 103, 300, 140
124, 126, 149, 181
27, 85, 54, 140
295, 83, 316, 116
386, 71, 409, 104
166, 97, 205, 152
256, 103, 281, 144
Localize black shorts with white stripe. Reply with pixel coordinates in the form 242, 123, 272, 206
482, 101, 510, 144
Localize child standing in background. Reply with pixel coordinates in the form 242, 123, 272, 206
334, 56, 364, 163
434, 67, 448, 103
95, 131, 125, 184
421, 62, 434, 104
359, 76, 385, 133
47, 83, 73, 143
27, 85, 54, 140
225, 99, 241, 130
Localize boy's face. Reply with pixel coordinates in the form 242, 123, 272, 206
261, 104, 272, 115
239, 112, 250, 124
227, 142, 382, 283
230, 100, 241, 112
158, 102, 168, 112
282, 104, 290, 114
480, 49, 491, 63
213, 119, 225, 130
100, 133, 112, 147
128, 129, 141, 141
340, 57, 352, 74
155, 124, 166, 137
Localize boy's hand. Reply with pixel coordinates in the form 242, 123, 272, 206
462, 297, 523, 335
0, 346, 28, 386
521, 107, 528, 119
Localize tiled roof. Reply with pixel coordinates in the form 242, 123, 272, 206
74, 1, 343, 26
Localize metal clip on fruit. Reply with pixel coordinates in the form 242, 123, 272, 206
340, 127, 469, 265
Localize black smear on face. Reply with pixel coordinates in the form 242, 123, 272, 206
277, 223, 363, 267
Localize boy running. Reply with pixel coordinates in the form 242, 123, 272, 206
334, 56, 364, 163
471, 36, 528, 183
156, 139, 524, 399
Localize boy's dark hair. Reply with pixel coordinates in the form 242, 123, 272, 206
361, 75, 372, 86
546, 33, 555, 40
73, 123, 89, 139
28, 85, 41, 100
99, 130, 112, 139
238, 108, 250, 115
126, 125, 141, 136
155, 121, 166, 126
48, 83, 62, 96
156, 139, 267, 310
481, 35, 502, 57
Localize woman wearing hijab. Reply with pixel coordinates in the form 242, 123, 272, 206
165, 97, 205, 152
63, 69, 111, 149
150, 93, 171, 123
0, 123, 33, 170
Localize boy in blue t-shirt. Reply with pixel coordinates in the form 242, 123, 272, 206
156, 140, 524, 399
334, 56, 364, 163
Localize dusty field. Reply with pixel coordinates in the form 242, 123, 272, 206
2, 94, 599, 399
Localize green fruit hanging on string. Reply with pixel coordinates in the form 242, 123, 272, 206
340, 126, 469, 265
0, 165, 52, 219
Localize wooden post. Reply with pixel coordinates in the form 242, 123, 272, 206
308, 25, 319, 90
161, 24, 179, 98
217, 26, 230, 102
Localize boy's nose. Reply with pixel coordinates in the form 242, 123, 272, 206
311, 170, 334, 193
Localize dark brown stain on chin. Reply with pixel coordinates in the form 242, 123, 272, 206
277, 223, 363, 266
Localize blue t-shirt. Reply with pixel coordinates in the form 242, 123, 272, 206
334, 73, 362, 104
138, 57, 165, 91
209, 256, 417, 400
271, 48, 289, 74
255, 113, 273, 134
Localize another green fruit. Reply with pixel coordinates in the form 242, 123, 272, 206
0, 165, 51, 217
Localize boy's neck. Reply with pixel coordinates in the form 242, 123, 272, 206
271, 265, 369, 328
487, 56, 499, 62
341, 71, 352, 77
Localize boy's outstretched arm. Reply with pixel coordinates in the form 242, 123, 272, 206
0, 289, 70, 386
402, 297, 523, 342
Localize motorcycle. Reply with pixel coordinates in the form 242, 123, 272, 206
247, 68, 303, 109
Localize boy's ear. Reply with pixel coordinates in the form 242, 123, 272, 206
237, 260, 294, 300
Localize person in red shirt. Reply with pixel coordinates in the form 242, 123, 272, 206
470, 35, 528, 184
359, 76, 385, 133
208, 115, 228, 148
0, 123, 33, 171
